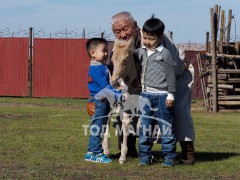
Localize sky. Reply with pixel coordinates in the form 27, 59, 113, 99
0, 0, 239, 44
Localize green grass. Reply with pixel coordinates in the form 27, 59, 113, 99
0, 97, 239, 179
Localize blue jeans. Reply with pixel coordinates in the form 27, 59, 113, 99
87, 99, 110, 155
138, 92, 177, 163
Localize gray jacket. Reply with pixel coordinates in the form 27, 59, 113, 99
162, 34, 185, 77
133, 45, 176, 94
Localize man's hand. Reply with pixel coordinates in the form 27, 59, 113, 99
166, 99, 173, 108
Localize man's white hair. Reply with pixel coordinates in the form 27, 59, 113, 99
111, 11, 135, 25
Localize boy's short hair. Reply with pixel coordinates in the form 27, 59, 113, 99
142, 14, 165, 37
86, 38, 108, 58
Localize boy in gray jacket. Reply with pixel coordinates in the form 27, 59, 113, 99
134, 15, 177, 167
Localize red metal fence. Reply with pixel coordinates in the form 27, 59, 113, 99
0, 37, 203, 99
0, 38, 29, 96
33, 38, 89, 98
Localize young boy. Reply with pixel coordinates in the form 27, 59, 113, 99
133, 15, 177, 167
85, 38, 121, 163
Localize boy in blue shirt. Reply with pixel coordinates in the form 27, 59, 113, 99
85, 38, 121, 163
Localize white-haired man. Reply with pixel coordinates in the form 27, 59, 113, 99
110, 11, 196, 165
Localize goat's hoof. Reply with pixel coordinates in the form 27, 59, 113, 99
119, 158, 127, 164
119, 160, 125, 164
104, 153, 110, 158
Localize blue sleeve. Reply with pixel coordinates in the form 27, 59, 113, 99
91, 65, 110, 89
105, 84, 121, 95
95, 84, 122, 102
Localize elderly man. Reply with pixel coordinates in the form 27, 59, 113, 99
110, 11, 196, 164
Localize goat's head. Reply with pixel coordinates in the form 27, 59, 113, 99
111, 38, 133, 87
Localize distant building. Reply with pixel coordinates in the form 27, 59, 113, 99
176, 43, 206, 99
176, 43, 205, 51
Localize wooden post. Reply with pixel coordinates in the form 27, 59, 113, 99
206, 32, 209, 53
214, 4, 221, 38
235, 42, 240, 55
210, 8, 218, 112
219, 9, 225, 70
28, 27, 33, 98
206, 53, 240, 59
196, 53, 209, 111
82, 28, 85, 38
226, 9, 232, 45
219, 10, 225, 54
101, 32, 104, 38
219, 10, 225, 44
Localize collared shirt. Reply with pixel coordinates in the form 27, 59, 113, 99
144, 44, 174, 100
142, 44, 164, 57
133, 44, 176, 100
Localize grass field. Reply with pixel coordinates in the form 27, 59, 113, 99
0, 97, 239, 179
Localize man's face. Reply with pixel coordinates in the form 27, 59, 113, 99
112, 19, 136, 41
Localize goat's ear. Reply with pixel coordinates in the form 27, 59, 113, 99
134, 21, 137, 28
113, 39, 117, 48
125, 38, 133, 49
114, 38, 119, 44
114, 38, 122, 48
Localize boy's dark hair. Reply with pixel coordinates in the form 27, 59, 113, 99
86, 38, 108, 58
142, 14, 165, 37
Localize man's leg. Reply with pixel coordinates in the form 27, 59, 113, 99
127, 115, 138, 157
127, 134, 138, 157
180, 141, 196, 165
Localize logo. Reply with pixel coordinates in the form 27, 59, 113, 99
88, 76, 93, 83
156, 55, 164, 62
82, 90, 173, 139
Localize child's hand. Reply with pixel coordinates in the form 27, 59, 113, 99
119, 80, 128, 93
166, 99, 173, 108
121, 92, 129, 102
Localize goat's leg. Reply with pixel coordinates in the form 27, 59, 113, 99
153, 128, 161, 144
119, 112, 130, 164
102, 118, 110, 157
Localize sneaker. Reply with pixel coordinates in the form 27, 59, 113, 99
139, 156, 153, 166
162, 159, 177, 167
85, 153, 112, 163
